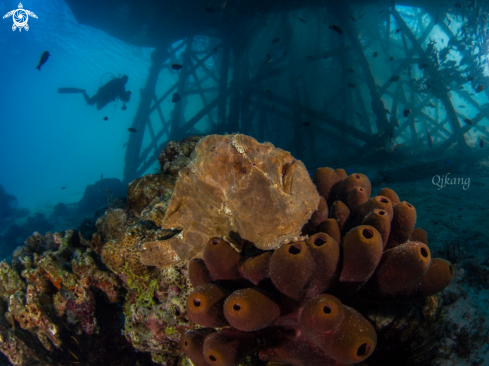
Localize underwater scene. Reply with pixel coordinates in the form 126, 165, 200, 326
1, 0, 489, 365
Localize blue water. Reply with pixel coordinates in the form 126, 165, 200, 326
0, 0, 153, 210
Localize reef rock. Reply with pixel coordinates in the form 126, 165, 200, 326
141, 134, 320, 268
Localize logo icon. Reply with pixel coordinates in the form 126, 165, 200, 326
3, 3, 38, 32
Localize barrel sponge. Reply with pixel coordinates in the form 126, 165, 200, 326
302, 196, 329, 234
398, 258, 454, 298
223, 288, 280, 331
373, 241, 431, 294
203, 328, 259, 366
269, 241, 314, 300
305, 233, 340, 298
188, 258, 212, 288
239, 252, 272, 285
339, 226, 383, 284
299, 294, 344, 335
385, 201, 417, 250
361, 209, 391, 248
341, 173, 372, 200
330, 201, 350, 231
319, 219, 341, 243
410, 227, 428, 244
187, 283, 228, 328
378, 187, 400, 205
179, 329, 216, 366
300, 294, 377, 364
203, 237, 242, 280
355, 196, 393, 226
345, 187, 369, 213
313, 167, 347, 205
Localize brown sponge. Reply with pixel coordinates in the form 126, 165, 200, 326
203, 328, 259, 366
385, 202, 417, 250
330, 201, 350, 231
410, 227, 428, 244
313, 167, 347, 205
269, 242, 314, 300
398, 258, 454, 298
305, 233, 340, 298
373, 241, 431, 294
378, 187, 400, 205
188, 258, 213, 288
187, 283, 228, 328
204, 237, 243, 280
361, 209, 391, 248
239, 252, 272, 285
300, 294, 377, 364
223, 288, 280, 331
338, 226, 383, 295
318, 219, 341, 243
179, 329, 216, 366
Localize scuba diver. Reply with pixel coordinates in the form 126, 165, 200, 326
58, 74, 131, 110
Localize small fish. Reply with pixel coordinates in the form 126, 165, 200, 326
419, 63, 428, 70
122, 142, 128, 148
347, 83, 356, 88
426, 129, 433, 148
172, 64, 183, 70
355, 112, 362, 118
390, 56, 395, 61
329, 25, 343, 34
36, 51, 50, 71
390, 75, 401, 82
403, 109, 411, 117
347, 68, 355, 73
103, 116, 108, 121
395, 28, 402, 33
61, 186, 67, 190
373, 52, 378, 58
463, 118, 473, 125
128, 127, 137, 133
378, 10, 385, 14
476, 84, 485, 93
205, 5, 213, 13
459, 105, 466, 108
303, 122, 312, 127
172, 93, 181, 102
466, 74, 475, 81
481, 138, 485, 148
271, 37, 280, 43
298, 18, 307, 23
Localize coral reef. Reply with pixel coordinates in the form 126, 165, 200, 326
1, 134, 459, 366
0, 229, 149, 365
158, 135, 203, 177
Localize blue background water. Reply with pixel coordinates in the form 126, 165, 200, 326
0, 0, 153, 210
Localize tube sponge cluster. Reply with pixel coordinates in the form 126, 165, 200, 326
179, 167, 454, 366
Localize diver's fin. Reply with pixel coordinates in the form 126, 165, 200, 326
58, 87, 86, 94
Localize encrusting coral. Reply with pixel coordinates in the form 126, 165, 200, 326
0, 134, 455, 366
